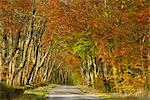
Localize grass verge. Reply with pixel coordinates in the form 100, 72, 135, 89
77, 85, 150, 100
15, 84, 56, 100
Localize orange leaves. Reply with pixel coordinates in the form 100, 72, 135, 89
0, 0, 10, 8
14, 0, 32, 11
64, 53, 81, 74
137, 8, 150, 23
1, 0, 32, 35
2, 16, 22, 35
65, 53, 78, 66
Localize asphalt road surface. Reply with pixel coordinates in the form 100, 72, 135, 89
48, 85, 105, 100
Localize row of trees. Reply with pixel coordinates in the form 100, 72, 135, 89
0, 0, 149, 95
0, 0, 72, 86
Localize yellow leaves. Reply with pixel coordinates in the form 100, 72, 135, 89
109, 73, 145, 94
104, 12, 109, 18
134, 75, 145, 84
65, 53, 78, 65
63, 35, 73, 40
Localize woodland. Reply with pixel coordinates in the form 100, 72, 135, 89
0, 0, 149, 98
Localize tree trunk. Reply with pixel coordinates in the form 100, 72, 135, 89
0, 48, 2, 82
142, 34, 150, 96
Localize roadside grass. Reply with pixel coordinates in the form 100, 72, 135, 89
15, 84, 57, 100
77, 85, 150, 100
77, 85, 111, 99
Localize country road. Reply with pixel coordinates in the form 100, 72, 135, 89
48, 85, 104, 100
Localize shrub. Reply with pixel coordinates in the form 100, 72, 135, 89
0, 82, 24, 99
94, 76, 106, 93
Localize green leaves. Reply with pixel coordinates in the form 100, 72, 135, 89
72, 33, 97, 58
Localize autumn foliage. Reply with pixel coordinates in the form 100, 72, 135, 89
0, 0, 149, 96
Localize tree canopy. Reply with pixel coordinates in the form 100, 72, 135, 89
0, 0, 149, 96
